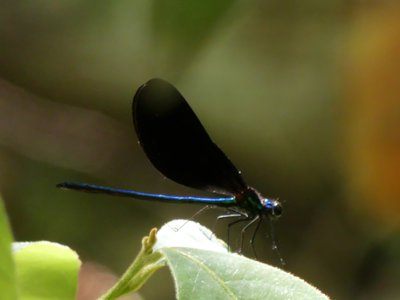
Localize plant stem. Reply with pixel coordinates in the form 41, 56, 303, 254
98, 228, 166, 300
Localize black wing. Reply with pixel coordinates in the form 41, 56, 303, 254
132, 78, 247, 195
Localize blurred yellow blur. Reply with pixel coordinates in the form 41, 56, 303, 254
346, 4, 400, 227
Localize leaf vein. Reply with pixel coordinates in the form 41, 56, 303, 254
171, 248, 238, 300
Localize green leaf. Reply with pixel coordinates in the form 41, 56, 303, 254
13, 241, 81, 300
0, 195, 18, 299
160, 247, 329, 300
152, 220, 329, 300
101, 220, 329, 300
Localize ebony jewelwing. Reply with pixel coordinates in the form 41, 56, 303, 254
57, 78, 282, 253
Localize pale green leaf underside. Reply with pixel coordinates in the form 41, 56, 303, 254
161, 247, 329, 300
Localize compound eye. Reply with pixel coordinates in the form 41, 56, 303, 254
263, 199, 282, 219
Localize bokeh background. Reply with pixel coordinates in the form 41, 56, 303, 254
1, 1, 400, 299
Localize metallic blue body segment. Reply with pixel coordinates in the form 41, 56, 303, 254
57, 182, 237, 206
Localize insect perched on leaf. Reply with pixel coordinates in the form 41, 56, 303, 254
58, 79, 282, 255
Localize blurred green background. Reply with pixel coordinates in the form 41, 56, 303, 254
1, 1, 400, 299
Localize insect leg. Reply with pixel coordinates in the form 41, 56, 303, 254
239, 215, 260, 254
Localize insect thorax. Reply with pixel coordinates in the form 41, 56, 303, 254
236, 187, 264, 213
